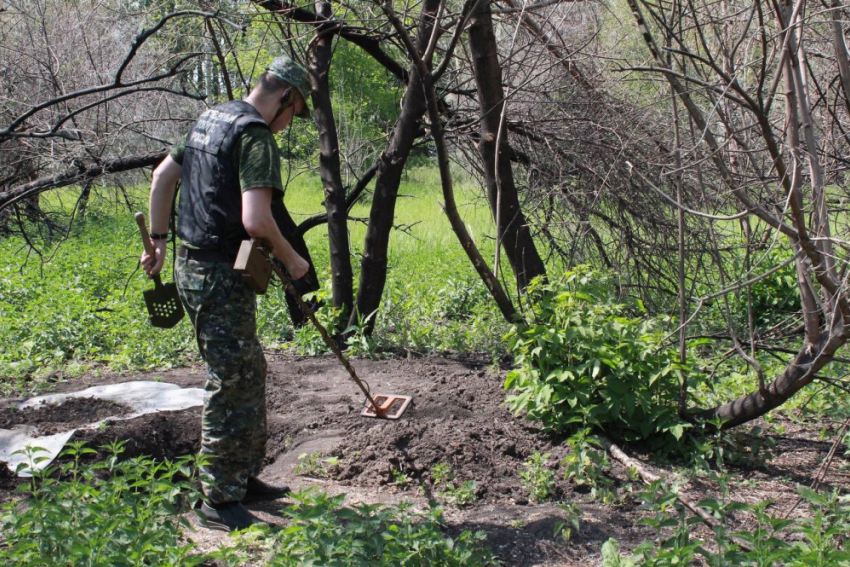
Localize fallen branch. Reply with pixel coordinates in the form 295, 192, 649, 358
602, 438, 754, 552
0, 151, 168, 212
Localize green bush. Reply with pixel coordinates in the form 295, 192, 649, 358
616, 478, 850, 566
0, 442, 206, 567
504, 268, 693, 448
216, 490, 497, 566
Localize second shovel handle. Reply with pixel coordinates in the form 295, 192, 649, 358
135, 212, 156, 257
135, 212, 164, 286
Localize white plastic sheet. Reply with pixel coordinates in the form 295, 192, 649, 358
1, 381, 203, 476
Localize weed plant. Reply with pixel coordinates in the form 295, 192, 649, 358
562, 428, 618, 504
293, 452, 335, 477
600, 478, 850, 566
554, 503, 582, 542
0, 442, 207, 567
214, 489, 498, 566
429, 463, 478, 507
520, 451, 556, 503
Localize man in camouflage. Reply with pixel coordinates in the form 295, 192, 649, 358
140, 55, 314, 531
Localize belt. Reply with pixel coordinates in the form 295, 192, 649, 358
178, 246, 233, 263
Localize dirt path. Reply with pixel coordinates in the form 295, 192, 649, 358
1, 354, 847, 566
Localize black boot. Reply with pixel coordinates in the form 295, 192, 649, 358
244, 476, 290, 503
199, 501, 261, 532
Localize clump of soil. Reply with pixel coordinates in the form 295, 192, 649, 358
75, 408, 201, 461
254, 356, 583, 505
0, 397, 132, 435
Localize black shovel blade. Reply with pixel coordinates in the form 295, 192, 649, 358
143, 278, 184, 328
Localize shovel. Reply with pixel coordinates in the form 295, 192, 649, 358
135, 212, 184, 329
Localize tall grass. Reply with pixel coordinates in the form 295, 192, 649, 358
0, 168, 509, 391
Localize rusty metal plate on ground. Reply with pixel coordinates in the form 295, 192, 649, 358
360, 394, 413, 420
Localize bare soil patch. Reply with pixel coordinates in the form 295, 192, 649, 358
1, 354, 847, 566
0, 397, 132, 435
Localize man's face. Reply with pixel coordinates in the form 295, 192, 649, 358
269, 91, 305, 134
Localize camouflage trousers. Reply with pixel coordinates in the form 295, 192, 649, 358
175, 255, 267, 504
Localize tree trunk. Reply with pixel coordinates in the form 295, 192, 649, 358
350, 0, 440, 331
829, 0, 850, 117
309, 0, 353, 321
467, 0, 546, 290
78, 181, 92, 217
691, 329, 847, 428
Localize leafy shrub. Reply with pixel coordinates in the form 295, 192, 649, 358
504, 268, 693, 448
0, 442, 207, 567
216, 490, 497, 566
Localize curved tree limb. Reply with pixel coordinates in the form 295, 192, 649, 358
0, 151, 168, 212
252, 0, 409, 82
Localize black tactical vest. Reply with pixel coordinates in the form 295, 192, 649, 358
177, 100, 268, 252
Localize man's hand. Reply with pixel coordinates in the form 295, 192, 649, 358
243, 187, 311, 280
143, 155, 182, 277
283, 253, 309, 280
141, 239, 167, 276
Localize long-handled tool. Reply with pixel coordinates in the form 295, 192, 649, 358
234, 239, 412, 420
135, 212, 185, 329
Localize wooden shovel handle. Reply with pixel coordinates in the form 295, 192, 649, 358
135, 212, 155, 257
135, 212, 165, 287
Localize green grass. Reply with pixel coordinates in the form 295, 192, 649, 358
0, 168, 510, 391
265, 167, 512, 354
1, 442, 206, 566
1, 443, 498, 567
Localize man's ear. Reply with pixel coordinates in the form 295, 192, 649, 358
280, 88, 293, 108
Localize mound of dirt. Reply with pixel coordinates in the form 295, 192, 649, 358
328, 367, 571, 503
257, 355, 577, 504
75, 408, 202, 461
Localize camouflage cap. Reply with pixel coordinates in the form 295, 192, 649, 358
266, 55, 311, 119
